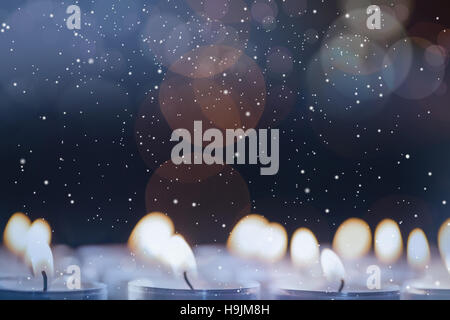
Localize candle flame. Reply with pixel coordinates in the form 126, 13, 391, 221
227, 214, 287, 263
128, 212, 197, 276
25, 241, 54, 278
27, 219, 52, 246
320, 248, 346, 285
261, 222, 288, 263
407, 228, 430, 271
3, 212, 31, 257
128, 212, 174, 260
24, 219, 53, 271
159, 234, 197, 276
333, 218, 372, 260
291, 228, 319, 268
374, 219, 403, 264
438, 219, 450, 274
228, 215, 268, 259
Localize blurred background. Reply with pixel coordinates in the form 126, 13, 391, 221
0, 0, 449, 247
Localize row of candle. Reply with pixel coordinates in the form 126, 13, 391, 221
0, 212, 449, 300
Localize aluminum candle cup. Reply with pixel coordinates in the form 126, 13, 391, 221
0, 277, 107, 300
402, 262, 450, 300
275, 286, 401, 300
402, 279, 450, 300
273, 276, 400, 300
128, 278, 260, 300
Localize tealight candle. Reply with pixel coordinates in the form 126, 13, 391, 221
98, 213, 189, 299
127, 228, 261, 300
0, 276, 107, 300
128, 278, 260, 300
275, 284, 400, 300
226, 215, 288, 298
274, 275, 400, 300
0, 213, 107, 300
402, 258, 450, 300
402, 220, 450, 300
274, 249, 400, 300
0, 242, 107, 300
402, 277, 450, 300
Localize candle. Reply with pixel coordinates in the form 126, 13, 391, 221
0, 240, 107, 300
275, 281, 400, 300
402, 219, 450, 299
332, 218, 415, 287
226, 214, 288, 298
128, 278, 260, 300
1, 213, 107, 300
126, 215, 262, 300
274, 248, 400, 300
0, 277, 107, 300
402, 271, 450, 300
127, 237, 260, 300
275, 221, 402, 300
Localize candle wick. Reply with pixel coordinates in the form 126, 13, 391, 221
338, 279, 345, 293
42, 271, 48, 292
183, 271, 194, 291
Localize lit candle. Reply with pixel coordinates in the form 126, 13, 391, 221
403, 219, 450, 299
271, 227, 322, 293
0, 213, 107, 300
128, 218, 260, 300
276, 248, 400, 300
274, 221, 400, 300
78, 213, 172, 299
373, 219, 415, 283
226, 215, 288, 298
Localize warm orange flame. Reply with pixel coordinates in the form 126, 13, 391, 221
3, 213, 31, 256
25, 241, 54, 277
333, 218, 372, 260
128, 213, 198, 276
374, 219, 403, 264
128, 212, 174, 260
438, 219, 450, 274
159, 234, 197, 276
407, 228, 430, 271
227, 214, 287, 263
291, 228, 319, 268
27, 219, 52, 245
321, 248, 346, 284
